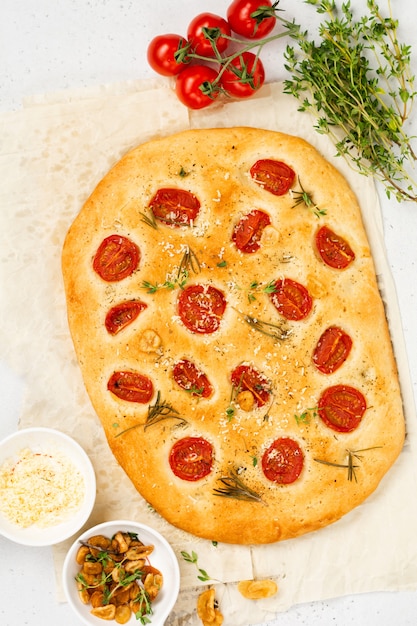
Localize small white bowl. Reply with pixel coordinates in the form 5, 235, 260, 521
63, 520, 180, 626
0, 427, 96, 546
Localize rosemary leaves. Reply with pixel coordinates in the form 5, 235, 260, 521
213, 468, 264, 503
114, 391, 188, 438
314, 446, 383, 482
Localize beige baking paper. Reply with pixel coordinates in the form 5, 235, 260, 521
1, 79, 417, 626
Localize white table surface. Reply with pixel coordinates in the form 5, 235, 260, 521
1, 1, 417, 624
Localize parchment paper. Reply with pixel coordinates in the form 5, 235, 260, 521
1, 79, 416, 625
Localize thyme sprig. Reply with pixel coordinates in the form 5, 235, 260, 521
141, 246, 200, 293
213, 468, 264, 503
114, 391, 188, 438
281, 0, 417, 203
294, 406, 318, 425
314, 446, 383, 482
246, 279, 277, 303
180, 550, 214, 582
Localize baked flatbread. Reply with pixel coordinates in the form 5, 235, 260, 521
62, 127, 405, 544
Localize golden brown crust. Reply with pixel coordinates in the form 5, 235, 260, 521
62, 127, 405, 544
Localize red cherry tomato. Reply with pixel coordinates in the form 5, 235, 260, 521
270, 278, 313, 321
262, 437, 304, 484
173, 359, 213, 398
231, 364, 271, 407
149, 188, 201, 227
220, 51, 265, 98
187, 12, 231, 57
250, 159, 296, 196
313, 326, 353, 374
227, 0, 278, 39
169, 436, 214, 481
147, 34, 189, 77
318, 384, 367, 433
93, 234, 140, 282
175, 64, 219, 110
105, 300, 147, 335
178, 284, 227, 334
107, 371, 154, 404
316, 225, 356, 269
232, 209, 271, 252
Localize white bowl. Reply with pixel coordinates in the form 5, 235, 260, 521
63, 520, 180, 626
0, 427, 96, 546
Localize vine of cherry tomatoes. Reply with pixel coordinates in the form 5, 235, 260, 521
147, 0, 283, 110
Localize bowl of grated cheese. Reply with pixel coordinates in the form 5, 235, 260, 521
0, 427, 96, 546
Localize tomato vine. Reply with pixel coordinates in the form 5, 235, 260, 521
146, 0, 416, 203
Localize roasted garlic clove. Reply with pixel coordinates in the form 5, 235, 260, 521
237, 578, 278, 599
197, 588, 224, 625
138, 328, 162, 353
90, 604, 116, 620
236, 390, 255, 411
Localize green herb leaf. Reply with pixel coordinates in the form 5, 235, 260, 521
213, 468, 264, 503
280, 1, 417, 203
181, 550, 213, 582
314, 446, 383, 482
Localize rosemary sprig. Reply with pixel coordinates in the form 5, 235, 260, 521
144, 391, 188, 430
280, 0, 417, 203
114, 391, 188, 437
291, 177, 326, 217
177, 246, 200, 279
213, 468, 264, 503
140, 210, 158, 229
314, 446, 383, 482
242, 313, 292, 341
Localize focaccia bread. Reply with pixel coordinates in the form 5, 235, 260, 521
62, 127, 405, 545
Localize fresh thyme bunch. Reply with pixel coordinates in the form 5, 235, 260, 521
281, 0, 417, 203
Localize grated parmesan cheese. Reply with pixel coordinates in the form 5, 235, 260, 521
0, 448, 85, 528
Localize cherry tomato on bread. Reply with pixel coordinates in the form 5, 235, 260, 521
318, 384, 366, 433
173, 359, 213, 398
178, 284, 227, 333
187, 12, 231, 56
315, 225, 355, 269
227, 0, 278, 39
93, 234, 140, 282
262, 437, 304, 484
105, 300, 147, 335
269, 278, 313, 321
169, 437, 213, 481
232, 209, 271, 252
107, 371, 153, 404
148, 188, 201, 227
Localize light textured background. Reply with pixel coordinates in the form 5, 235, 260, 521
1, 1, 417, 625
